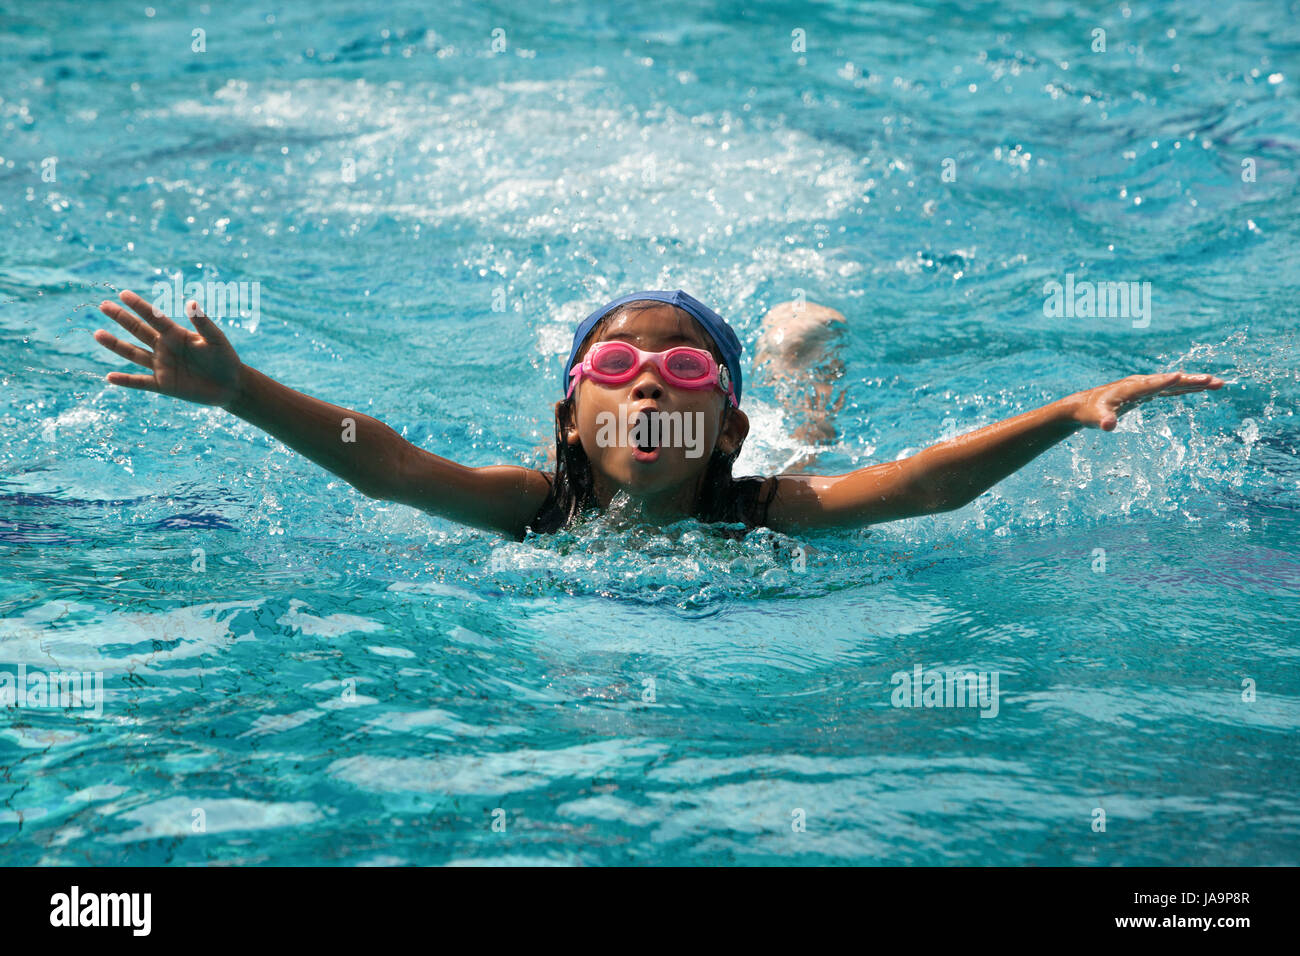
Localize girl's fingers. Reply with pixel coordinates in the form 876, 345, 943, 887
1162, 372, 1221, 386
184, 300, 228, 343
1145, 374, 1224, 397
119, 289, 183, 338
1100, 373, 1225, 424
105, 371, 160, 392
92, 329, 154, 369
1129, 373, 1180, 396
1088, 372, 1223, 431
100, 300, 159, 346
1126, 373, 1220, 401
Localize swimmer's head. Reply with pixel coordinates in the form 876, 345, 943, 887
532, 291, 752, 529
562, 290, 743, 406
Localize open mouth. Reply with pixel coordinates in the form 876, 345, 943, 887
632, 410, 660, 462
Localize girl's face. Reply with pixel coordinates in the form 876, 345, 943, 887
559, 304, 749, 514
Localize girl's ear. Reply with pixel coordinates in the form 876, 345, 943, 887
555, 399, 581, 446
716, 405, 750, 456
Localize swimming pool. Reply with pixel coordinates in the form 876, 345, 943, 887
2, 0, 1297, 865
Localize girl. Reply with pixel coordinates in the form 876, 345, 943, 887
91, 288, 1225, 541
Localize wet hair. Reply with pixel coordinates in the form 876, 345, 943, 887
529, 301, 778, 538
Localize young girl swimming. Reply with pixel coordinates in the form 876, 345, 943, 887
91, 287, 1225, 541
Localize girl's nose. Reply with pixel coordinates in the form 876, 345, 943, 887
630, 365, 665, 400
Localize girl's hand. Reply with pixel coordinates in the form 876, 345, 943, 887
92, 290, 243, 408
1067, 372, 1225, 431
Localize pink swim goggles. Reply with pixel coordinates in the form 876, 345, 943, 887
566, 341, 738, 407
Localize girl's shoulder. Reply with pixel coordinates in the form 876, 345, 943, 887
725, 474, 780, 529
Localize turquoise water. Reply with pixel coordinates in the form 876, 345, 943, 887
2, 0, 1298, 865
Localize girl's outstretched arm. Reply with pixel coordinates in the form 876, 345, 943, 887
92, 290, 548, 539
764, 372, 1226, 533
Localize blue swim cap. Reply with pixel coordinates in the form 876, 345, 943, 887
562, 289, 743, 404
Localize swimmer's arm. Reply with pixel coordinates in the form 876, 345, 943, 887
93, 291, 545, 539
226, 367, 549, 539
380, 453, 552, 540
766, 404, 1080, 530
765, 373, 1225, 532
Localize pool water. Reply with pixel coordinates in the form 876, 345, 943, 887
2, 0, 1297, 865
